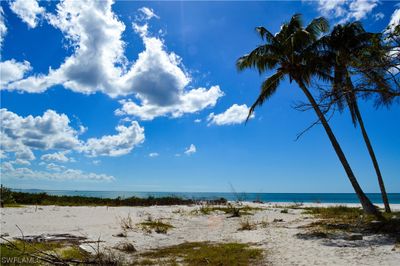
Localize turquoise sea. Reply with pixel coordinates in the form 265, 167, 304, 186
12, 189, 400, 204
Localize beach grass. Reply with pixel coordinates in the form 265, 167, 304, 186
136, 242, 263, 266
1, 242, 42, 266
303, 206, 400, 235
2, 203, 24, 208
2, 240, 262, 265
139, 220, 174, 234
238, 219, 256, 231
304, 206, 363, 221
0, 240, 88, 265
192, 204, 263, 216
119, 214, 135, 230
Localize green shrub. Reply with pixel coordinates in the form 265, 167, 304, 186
0, 186, 16, 204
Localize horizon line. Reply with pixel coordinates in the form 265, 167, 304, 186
8, 187, 400, 194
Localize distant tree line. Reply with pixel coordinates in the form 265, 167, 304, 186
0, 186, 227, 207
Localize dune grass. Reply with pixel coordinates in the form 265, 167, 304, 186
136, 242, 263, 266
139, 220, 174, 234
119, 214, 135, 230
192, 204, 263, 217
2, 203, 24, 208
238, 219, 256, 231
304, 206, 363, 221
0, 240, 88, 265
272, 203, 304, 209
0, 239, 130, 265
303, 206, 400, 235
1, 242, 42, 265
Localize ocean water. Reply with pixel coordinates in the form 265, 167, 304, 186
12, 189, 400, 204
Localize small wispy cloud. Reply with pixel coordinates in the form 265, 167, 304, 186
136, 7, 159, 21
374, 12, 384, 21
184, 144, 196, 155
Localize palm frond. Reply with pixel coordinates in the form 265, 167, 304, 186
247, 71, 285, 121
305, 17, 329, 40
255, 26, 275, 42
236, 44, 280, 73
287, 13, 303, 34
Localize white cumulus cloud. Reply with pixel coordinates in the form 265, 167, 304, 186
41, 151, 71, 162
313, 0, 379, 23
116, 86, 224, 120
207, 104, 253, 126
10, 159, 31, 166
45, 162, 65, 172
3, 1, 224, 121
0, 60, 31, 87
387, 8, 400, 33
0, 109, 145, 160
0, 108, 81, 160
9, 0, 45, 28
1, 163, 115, 182
0, 7, 7, 50
82, 121, 145, 157
149, 152, 159, 157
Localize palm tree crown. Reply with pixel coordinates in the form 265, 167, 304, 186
318, 22, 391, 124
237, 14, 330, 118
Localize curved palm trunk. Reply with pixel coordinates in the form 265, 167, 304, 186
353, 102, 391, 213
296, 80, 380, 216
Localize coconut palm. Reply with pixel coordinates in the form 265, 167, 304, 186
237, 14, 380, 216
319, 22, 391, 212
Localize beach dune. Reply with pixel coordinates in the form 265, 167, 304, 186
1, 203, 399, 265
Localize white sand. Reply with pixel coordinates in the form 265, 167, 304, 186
1, 203, 399, 265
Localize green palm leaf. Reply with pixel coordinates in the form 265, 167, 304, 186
247, 71, 285, 121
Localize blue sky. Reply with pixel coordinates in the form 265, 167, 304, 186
0, 0, 399, 193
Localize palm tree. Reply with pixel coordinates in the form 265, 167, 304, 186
319, 22, 391, 212
237, 14, 380, 216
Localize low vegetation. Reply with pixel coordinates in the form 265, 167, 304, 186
238, 219, 256, 231
115, 242, 136, 253
139, 220, 174, 234
0, 240, 88, 265
259, 219, 269, 228
119, 214, 134, 230
192, 204, 263, 217
4, 240, 263, 266
304, 206, 364, 220
0, 239, 127, 265
0, 186, 227, 207
2, 203, 24, 208
1, 238, 263, 265
272, 203, 304, 209
303, 206, 400, 235
135, 242, 264, 265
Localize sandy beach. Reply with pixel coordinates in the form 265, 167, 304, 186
1, 202, 399, 265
